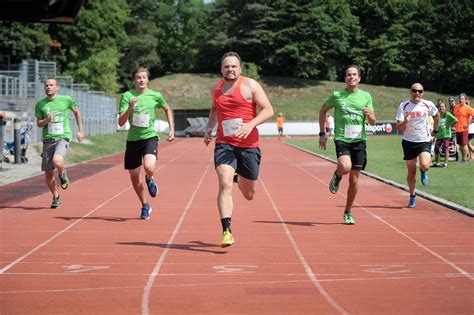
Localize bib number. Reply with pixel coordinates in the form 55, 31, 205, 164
48, 122, 64, 135
222, 118, 242, 137
344, 125, 362, 138
132, 113, 150, 127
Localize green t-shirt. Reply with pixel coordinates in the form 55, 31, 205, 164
436, 111, 456, 139
325, 88, 374, 143
119, 89, 167, 141
35, 94, 77, 141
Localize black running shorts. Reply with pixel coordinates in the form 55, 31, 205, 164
401, 140, 431, 160
335, 140, 367, 171
214, 143, 261, 180
124, 136, 158, 170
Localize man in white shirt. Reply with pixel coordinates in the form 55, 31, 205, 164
396, 83, 439, 208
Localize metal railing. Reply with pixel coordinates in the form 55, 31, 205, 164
0, 59, 117, 144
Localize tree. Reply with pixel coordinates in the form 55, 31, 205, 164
0, 22, 49, 64
49, 0, 129, 94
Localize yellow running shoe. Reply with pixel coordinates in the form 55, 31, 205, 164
220, 228, 234, 248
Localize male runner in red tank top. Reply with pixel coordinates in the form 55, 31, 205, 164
204, 52, 274, 247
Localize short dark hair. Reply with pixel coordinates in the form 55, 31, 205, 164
220, 52, 241, 66
44, 76, 58, 85
132, 67, 150, 79
345, 64, 361, 76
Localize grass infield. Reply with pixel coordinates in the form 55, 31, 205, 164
288, 136, 473, 210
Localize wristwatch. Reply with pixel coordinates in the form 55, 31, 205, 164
319, 132, 326, 136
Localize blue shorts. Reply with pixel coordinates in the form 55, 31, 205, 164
214, 143, 261, 180
335, 140, 367, 171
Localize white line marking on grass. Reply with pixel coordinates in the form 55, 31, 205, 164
141, 164, 210, 315
260, 177, 348, 315
291, 159, 474, 281
0, 186, 133, 275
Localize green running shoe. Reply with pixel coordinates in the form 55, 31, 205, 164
344, 211, 355, 225
59, 170, 69, 190
220, 228, 235, 248
329, 171, 341, 194
51, 195, 61, 209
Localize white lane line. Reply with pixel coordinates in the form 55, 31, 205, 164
141, 164, 210, 315
363, 210, 474, 280
260, 177, 348, 315
2, 271, 467, 278
291, 159, 474, 281
168, 146, 194, 163
0, 161, 127, 212
0, 185, 133, 274
0, 162, 172, 274
1, 273, 466, 295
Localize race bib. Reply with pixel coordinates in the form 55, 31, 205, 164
344, 125, 362, 138
48, 122, 64, 135
222, 118, 242, 137
132, 113, 150, 127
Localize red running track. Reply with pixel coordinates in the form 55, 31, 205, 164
1, 138, 472, 314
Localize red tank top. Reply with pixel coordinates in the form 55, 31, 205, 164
214, 76, 259, 148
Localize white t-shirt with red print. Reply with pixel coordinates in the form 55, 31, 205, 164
396, 99, 438, 142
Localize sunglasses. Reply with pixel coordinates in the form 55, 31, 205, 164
411, 89, 423, 93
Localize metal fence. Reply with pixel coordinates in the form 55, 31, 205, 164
0, 59, 117, 144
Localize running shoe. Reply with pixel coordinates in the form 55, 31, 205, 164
59, 170, 69, 190
233, 173, 239, 183
329, 171, 341, 194
343, 211, 355, 225
51, 195, 61, 208
420, 171, 428, 186
431, 163, 440, 168
408, 195, 416, 208
441, 163, 448, 168
140, 203, 153, 220
146, 176, 158, 198
220, 228, 234, 248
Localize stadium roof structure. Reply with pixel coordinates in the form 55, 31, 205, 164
0, 0, 87, 24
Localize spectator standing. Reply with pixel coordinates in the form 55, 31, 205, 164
325, 114, 334, 139
453, 93, 474, 163
276, 112, 284, 139
433, 100, 457, 168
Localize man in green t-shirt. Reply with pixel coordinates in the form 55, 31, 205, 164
35, 77, 84, 208
433, 100, 457, 168
118, 67, 175, 220
318, 65, 376, 225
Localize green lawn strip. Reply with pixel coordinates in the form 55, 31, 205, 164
149, 73, 452, 121
287, 136, 473, 210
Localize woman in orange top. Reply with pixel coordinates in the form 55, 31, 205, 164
453, 93, 474, 162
